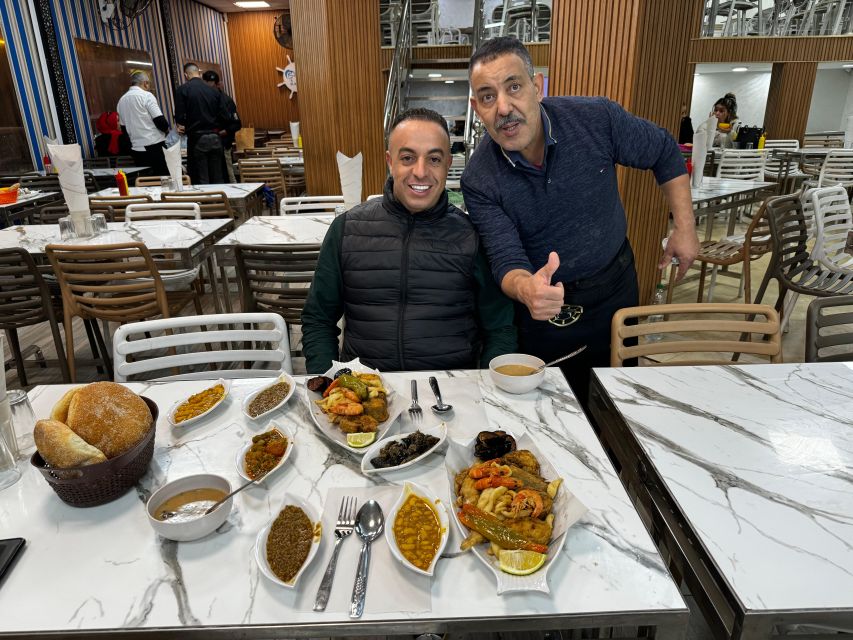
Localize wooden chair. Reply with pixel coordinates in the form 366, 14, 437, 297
0, 248, 70, 384
234, 243, 320, 353
611, 303, 782, 366
283, 166, 306, 198
160, 190, 236, 219
134, 175, 192, 187
112, 312, 292, 381
45, 242, 171, 381
89, 195, 154, 222
271, 146, 302, 158
805, 295, 853, 362
279, 195, 344, 215
30, 203, 115, 225
238, 158, 286, 205
243, 148, 274, 158
18, 172, 102, 194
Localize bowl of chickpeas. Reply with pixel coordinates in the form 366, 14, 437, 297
167, 379, 232, 427
385, 481, 450, 576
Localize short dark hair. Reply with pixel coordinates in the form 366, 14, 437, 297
389, 108, 449, 143
183, 62, 199, 74
469, 36, 534, 79
202, 70, 220, 84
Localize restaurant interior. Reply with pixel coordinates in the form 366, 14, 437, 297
0, 1, 852, 639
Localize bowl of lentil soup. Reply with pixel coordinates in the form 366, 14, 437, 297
167, 379, 231, 427
242, 373, 296, 420
255, 494, 322, 589
385, 481, 449, 577
235, 422, 294, 483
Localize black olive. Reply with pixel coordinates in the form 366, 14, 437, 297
333, 368, 352, 379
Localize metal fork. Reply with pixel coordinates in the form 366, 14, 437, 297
408, 380, 423, 423
313, 495, 357, 611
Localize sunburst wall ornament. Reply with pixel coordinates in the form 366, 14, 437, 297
276, 55, 297, 99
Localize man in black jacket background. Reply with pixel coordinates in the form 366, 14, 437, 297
203, 70, 241, 183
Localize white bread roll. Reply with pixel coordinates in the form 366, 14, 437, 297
34, 419, 107, 468
65, 382, 152, 458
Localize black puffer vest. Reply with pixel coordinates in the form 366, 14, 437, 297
339, 178, 480, 371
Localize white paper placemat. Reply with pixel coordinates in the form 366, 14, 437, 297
417, 377, 489, 443
294, 485, 432, 614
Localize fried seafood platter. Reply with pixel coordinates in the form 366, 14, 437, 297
446, 433, 588, 594
305, 359, 407, 455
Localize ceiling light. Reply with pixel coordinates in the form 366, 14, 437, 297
445, 80, 455, 84
732, 66, 749, 72
234, 1, 270, 7
126, 60, 153, 66
428, 73, 442, 78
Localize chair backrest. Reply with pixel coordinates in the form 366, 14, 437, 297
112, 312, 292, 381
243, 148, 274, 158
125, 202, 201, 221
238, 158, 285, 200
810, 185, 853, 273
743, 200, 773, 260
20, 173, 60, 191
135, 175, 191, 187
805, 295, 853, 362
818, 149, 853, 187
0, 247, 55, 330
234, 243, 321, 325
765, 193, 814, 287
31, 203, 69, 225
610, 302, 782, 366
84, 157, 111, 169
763, 139, 799, 175
160, 190, 235, 219
717, 149, 767, 181
798, 185, 819, 238
280, 195, 344, 215
272, 146, 302, 158
114, 155, 135, 168
45, 242, 170, 323
89, 195, 154, 222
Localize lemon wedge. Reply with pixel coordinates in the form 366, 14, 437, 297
346, 432, 376, 448
498, 549, 546, 576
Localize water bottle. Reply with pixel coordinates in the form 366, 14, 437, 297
646, 283, 666, 343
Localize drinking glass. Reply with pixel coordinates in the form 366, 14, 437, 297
334, 205, 346, 217
91, 213, 108, 235
0, 427, 20, 491
161, 176, 175, 192
7, 390, 36, 457
58, 216, 75, 241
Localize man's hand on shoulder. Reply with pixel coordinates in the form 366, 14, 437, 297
502, 252, 565, 321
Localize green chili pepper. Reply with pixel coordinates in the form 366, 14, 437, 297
336, 374, 368, 400
457, 504, 548, 553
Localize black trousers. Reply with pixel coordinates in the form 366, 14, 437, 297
517, 239, 639, 409
188, 133, 224, 185
130, 142, 168, 177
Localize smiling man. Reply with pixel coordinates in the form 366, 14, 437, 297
461, 37, 698, 404
301, 108, 517, 373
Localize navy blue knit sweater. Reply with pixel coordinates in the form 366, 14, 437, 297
461, 96, 686, 285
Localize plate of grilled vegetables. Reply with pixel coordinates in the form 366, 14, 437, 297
304, 358, 407, 455
447, 430, 588, 594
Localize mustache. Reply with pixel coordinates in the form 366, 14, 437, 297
495, 113, 526, 129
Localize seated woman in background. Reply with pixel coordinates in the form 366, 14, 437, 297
711, 92, 741, 148
93, 111, 132, 158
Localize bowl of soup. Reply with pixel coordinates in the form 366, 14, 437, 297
488, 353, 546, 394
146, 473, 233, 541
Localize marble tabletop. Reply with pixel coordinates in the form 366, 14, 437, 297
278, 156, 304, 166
215, 214, 334, 248
0, 370, 686, 637
0, 190, 60, 210
593, 363, 853, 615
691, 177, 776, 205
0, 219, 232, 256
90, 183, 264, 202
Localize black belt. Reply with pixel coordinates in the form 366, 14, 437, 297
562, 239, 633, 293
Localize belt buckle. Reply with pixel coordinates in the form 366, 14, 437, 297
548, 304, 583, 327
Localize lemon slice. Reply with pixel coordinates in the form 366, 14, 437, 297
498, 549, 546, 576
346, 432, 376, 448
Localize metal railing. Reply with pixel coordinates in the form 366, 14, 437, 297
463, 0, 487, 162
703, 0, 853, 37
383, 0, 413, 142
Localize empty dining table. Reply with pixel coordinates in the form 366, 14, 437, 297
691, 176, 776, 240
90, 183, 266, 218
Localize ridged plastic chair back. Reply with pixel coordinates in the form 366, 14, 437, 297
798, 186, 819, 238
765, 193, 813, 287
112, 312, 292, 381
811, 185, 853, 274
83, 157, 111, 169
717, 149, 767, 181
244, 148, 274, 157
160, 190, 236, 219
134, 175, 192, 187
89, 195, 154, 222
19, 173, 60, 191
818, 149, 853, 188
0, 248, 57, 330
805, 295, 853, 362
125, 202, 201, 221
234, 243, 321, 325
763, 139, 799, 177
279, 195, 343, 215
238, 159, 285, 201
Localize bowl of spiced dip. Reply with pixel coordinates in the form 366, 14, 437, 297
488, 354, 546, 394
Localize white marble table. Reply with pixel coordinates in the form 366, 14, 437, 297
590, 363, 853, 640
215, 214, 333, 250
0, 370, 687, 638
691, 177, 776, 240
278, 156, 304, 167
91, 183, 263, 203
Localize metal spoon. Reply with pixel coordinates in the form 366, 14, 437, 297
534, 345, 588, 372
428, 376, 453, 414
349, 500, 384, 618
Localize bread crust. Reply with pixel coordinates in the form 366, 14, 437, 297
34, 419, 107, 468
51, 387, 81, 423
66, 382, 153, 458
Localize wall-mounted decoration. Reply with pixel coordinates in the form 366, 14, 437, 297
273, 11, 293, 49
276, 56, 297, 99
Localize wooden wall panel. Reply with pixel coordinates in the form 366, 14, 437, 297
292, 0, 385, 197
764, 62, 818, 142
227, 11, 299, 129
689, 36, 853, 63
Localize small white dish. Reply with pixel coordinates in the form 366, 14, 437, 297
488, 354, 546, 395
242, 373, 297, 420
360, 423, 447, 475
255, 493, 322, 589
167, 379, 231, 427
235, 422, 295, 483
384, 481, 449, 577
146, 473, 232, 542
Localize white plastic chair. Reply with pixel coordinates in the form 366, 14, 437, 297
113, 312, 292, 382
811, 185, 853, 274
716, 149, 767, 181
279, 195, 344, 215
813, 149, 853, 188
763, 139, 805, 188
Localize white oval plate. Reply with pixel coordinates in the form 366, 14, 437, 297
360, 423, 447, 475
235, 421, 295, 483
167, 379, 231, 427
242, 373, 297, 420
255, 493, 322, 589
384, 481, 450, 577
305, 359, 406, 456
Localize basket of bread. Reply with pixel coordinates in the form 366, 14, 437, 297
30, 382, 158, 507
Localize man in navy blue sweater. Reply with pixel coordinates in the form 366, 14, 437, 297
462, 37, 698, 404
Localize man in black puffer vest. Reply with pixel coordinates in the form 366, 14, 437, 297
301, 108, 517, 373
